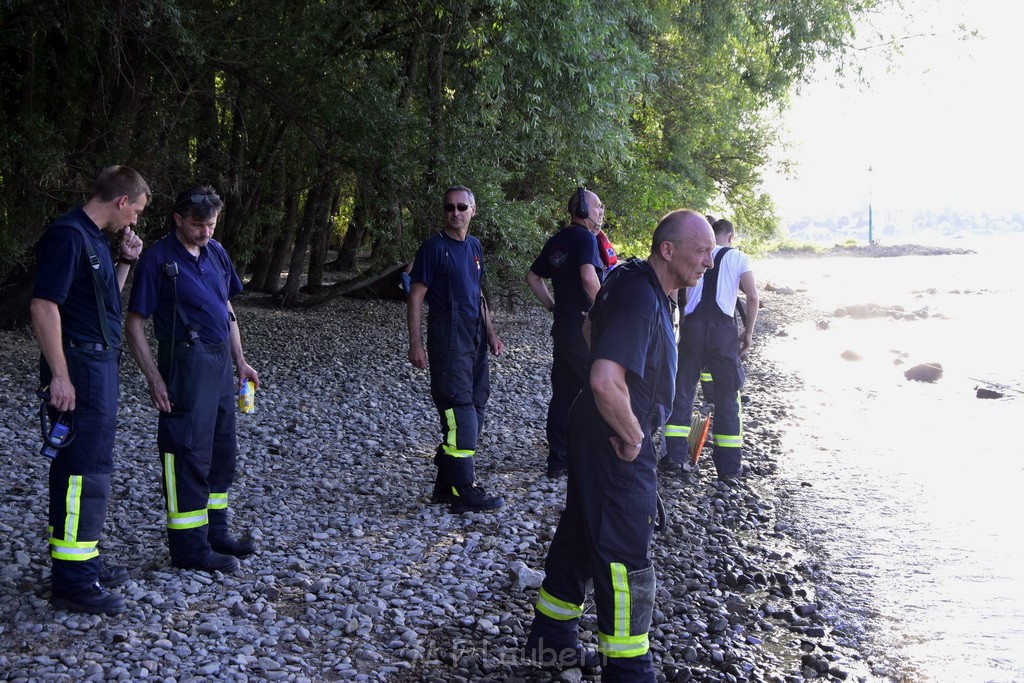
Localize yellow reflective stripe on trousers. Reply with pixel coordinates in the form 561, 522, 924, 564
208, 492, 228, 510
599, 563, 649, 658
663, 424, 689, 438
63, 475, 83, 542
50, 537, 99, 561
163, 451, 208, 529
713, 433, 743, 447
164, 452, 179, 513
50, 476, 98, 560
599, 631, 650, 658
168, 509, 208, 530
700, 371, 713, 382
535, 587, 584, 621
442, 408, 474, 458
611, 563, 630, 636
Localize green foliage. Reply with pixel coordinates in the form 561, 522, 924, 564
0, 0, 876, 300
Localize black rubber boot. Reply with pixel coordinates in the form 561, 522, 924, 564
449, 483, 504, 513
51, 582, 125, 616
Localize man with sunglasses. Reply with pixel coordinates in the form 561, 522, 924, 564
31, 165, 148, 615
526, 188, 605, 478
125, 185, 259, 575
407, 185, 505, 512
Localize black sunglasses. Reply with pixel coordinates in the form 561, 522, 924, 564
444, 202, 471, 213
191, 192, 221, 206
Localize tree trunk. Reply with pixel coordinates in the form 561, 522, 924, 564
279, 175, 329, 307
304, 180, 338, 294
261, 173, 302, 293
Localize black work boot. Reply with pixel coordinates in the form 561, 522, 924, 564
98, 562, 130, 588
51, 582, 125, 616
209, 533, 256, 558
430, 468, 453, 504
172, 551, 241, 574
207, 507, 256, 558
449, 483, 504, 513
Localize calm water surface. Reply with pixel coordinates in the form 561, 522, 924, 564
754, 234, 1024, 682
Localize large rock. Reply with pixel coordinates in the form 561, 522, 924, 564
904, 363, 943, 382
509, 561, 544, 592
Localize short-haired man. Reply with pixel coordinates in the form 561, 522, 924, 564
526, 188, 604, 478
526, 211, 715, 681
407, 186, 505, 512
126, 185, 259, 575
662, 216, 759, 479
31, 165, 148, 615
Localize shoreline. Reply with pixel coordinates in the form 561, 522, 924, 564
0, 282, 878, 682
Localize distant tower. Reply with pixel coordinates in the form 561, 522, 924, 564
867, 165, 874, 244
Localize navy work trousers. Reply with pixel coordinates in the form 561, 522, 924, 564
545, 324, 590, 471
43, 345, 120, 593
427, 314, 489, 487
528, 391, 658, 682
666, 313, 744, 477
157, 341, 237, 564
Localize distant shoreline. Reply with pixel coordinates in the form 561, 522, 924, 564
767, 242, 975, 259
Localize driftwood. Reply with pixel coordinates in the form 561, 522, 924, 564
293, 263, 408, 309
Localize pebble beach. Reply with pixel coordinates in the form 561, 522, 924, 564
0, 278, 872, 683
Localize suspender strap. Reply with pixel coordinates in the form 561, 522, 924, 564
56, 221, 114, 349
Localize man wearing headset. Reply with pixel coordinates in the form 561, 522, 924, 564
526, 188, 605, 478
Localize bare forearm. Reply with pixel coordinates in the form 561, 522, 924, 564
125, 313, 161, 383
526, 271, 554, 310
30, 299, 67, 379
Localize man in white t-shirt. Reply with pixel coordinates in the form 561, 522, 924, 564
662, 217, 759, 479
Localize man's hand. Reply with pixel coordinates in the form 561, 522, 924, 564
237, 362, 260, 389
148, 374, 173, 413
739, 331, 753, 358
488, 334, 505, 356
409, 343, 428, 369
610, 435, 642, 462
119, 227, 143, 260
48, 375, 76, 413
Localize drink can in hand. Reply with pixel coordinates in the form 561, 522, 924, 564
238, 379, 255, 414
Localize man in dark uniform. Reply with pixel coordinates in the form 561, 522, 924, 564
31, 165, 148, 615
526, 188, 604, 478
125, 186, 258, 574
407, 185, 505, 512
526, 210, 715, 681
662, 217, 759, 479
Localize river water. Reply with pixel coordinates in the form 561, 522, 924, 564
753, 234, 1024, 682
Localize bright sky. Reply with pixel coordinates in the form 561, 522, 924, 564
762, 0, 1024, 221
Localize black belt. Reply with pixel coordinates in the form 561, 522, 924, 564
65, 339, 107, 351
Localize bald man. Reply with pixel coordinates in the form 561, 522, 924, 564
526, 211, 715, 682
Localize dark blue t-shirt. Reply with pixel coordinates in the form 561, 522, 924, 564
33, 207, 123, 348
409, 231, 484, 320
128, 232, 242, 344
587, 259, 678, 429
529, 223, 602, 329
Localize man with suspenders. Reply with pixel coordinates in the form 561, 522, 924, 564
31, 165, 148, 615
